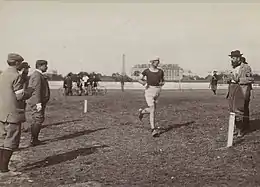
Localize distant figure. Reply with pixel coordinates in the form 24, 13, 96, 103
63, 73, 73, 96
93, 74, 98, 94
82, 74, 89, 88
226, 50, 254, 137
209, 71, 218, 95
76, 74, 83, 96
27, 60, 50, 146
86, 73, 94, 95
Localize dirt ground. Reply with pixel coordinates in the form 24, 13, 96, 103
1, 89, 260, 187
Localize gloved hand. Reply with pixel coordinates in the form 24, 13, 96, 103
36, 103, 42, 112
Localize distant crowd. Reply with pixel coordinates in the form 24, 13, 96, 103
63, 72, 101, 96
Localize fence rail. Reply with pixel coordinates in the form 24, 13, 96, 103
49, 81, 260, 90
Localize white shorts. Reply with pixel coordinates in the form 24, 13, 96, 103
144, 86, 161, 107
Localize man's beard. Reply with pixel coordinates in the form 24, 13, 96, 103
231, 61, 241, 69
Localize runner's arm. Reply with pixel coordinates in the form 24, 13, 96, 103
159, 70, 165, 86
137, 69, 147, 86
138, 75, 146, 86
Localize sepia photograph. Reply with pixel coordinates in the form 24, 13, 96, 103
0, 1, 259, 186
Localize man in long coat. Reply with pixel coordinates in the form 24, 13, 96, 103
227, 50, 254, 137
0, 53, 33, 176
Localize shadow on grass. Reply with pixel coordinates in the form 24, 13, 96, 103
159, 121, 195, 135
18, 128, 106, 151
248, 119, 260, 133
22, 145, 109, 171
232, 119, 260, 146
42, 119, 83, 129
43, 128, 107, 143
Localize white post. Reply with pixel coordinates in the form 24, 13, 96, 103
227, 112, 235, 147
84, 100, 88, 113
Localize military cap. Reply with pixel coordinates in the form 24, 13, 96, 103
228, 50, 243, 57
7, 53, 24, 63
17, 62, 31, 71
36, 60, 48, 67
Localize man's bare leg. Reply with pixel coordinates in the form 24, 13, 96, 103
149, 104, 155, 130
150, 102, 159, 137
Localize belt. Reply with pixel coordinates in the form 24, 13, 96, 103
147, 85, 161, 88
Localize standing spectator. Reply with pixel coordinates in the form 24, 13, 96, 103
63, 72, 73, 96
0, 53, 33, 175
27, 60, 50, 146
226, 50, 254, 137
209, 71, 218, 95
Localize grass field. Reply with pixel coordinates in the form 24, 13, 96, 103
1, 89, 260, 187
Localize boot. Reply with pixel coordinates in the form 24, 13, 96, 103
0, 149, 21, 177
1, 149, 12, 172
30, 136, 41, 147
30, 124, 41, 146
235, 120, 244, 138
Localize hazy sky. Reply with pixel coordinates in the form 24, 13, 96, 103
1, 1, 260, 76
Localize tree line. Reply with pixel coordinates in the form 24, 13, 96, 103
1, 69, 260, 82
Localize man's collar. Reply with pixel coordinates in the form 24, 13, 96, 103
35, 69, 43, 74
8, 66, 18, 72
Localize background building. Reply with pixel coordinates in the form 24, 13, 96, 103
131, 63, 184, 81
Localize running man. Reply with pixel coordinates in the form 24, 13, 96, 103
138, 58, 165, 137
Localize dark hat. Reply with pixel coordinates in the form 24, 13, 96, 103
228, 50, 243, 57
7, 53, 24, 63
17, 62, 31, 71
36, 60, 48, 67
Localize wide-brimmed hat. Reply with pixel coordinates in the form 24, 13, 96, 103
228, 50, 243, 57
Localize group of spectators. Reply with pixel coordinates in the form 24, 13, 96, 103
63, 72, 100, 96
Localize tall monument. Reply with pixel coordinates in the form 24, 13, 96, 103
122, 54, 126, 76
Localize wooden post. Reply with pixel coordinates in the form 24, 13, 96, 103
84, 100, 88, 113
227, 112, 235, 147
